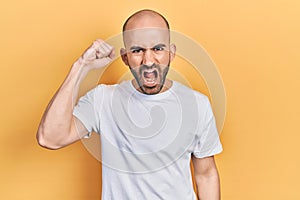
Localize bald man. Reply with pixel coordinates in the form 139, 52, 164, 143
37, 9, 222, 200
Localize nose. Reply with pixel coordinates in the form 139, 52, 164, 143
142, 49, 155, 66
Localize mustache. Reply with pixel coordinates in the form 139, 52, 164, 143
138, 64, 160, 74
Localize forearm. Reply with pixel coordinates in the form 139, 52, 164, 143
37, 59, 88, 149
196, 169, 220, 200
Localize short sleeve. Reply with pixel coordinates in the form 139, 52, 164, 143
192, 97, 223, 158
73, 86, 102, 137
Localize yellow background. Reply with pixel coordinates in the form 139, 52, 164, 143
1, 0, 300, 199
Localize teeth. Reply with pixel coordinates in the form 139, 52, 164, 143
144, 77, 156, 84
145, 77, 155, 82
144, 69, 157, 73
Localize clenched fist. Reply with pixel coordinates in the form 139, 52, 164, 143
79, 39, 115, 70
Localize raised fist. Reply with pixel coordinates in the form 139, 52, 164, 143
80, 39, 115, 70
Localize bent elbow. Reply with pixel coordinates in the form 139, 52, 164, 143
36, 130, 62, 150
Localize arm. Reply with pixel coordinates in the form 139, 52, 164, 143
192, 155, 221, 200
36, 39, 114, 149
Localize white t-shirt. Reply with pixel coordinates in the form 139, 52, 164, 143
73, 80, 222, 200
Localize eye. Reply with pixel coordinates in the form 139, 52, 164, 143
153, 46, 165, 51
131, 48, 144, 54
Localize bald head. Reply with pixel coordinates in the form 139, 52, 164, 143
122, 9, 169, 32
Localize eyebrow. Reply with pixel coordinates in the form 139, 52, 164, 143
129, 43, 167, 50
130, 46, 144, 50
152, 44, 166, 49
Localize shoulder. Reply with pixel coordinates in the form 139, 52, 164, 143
87, 81, 132, 99
173, 81, 210, 106
99, 80, 131, 90
90, 81, 125, 93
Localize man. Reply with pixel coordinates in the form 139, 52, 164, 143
37, 9, 222, 200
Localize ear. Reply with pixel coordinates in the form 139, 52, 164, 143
169, 44, 176, 62
120, 48, 129, 66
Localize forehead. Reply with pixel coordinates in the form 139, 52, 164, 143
123, 28, 170, 48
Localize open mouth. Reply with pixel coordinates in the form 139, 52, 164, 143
142, 69, 158, 87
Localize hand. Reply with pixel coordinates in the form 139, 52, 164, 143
79, 39, 115, 70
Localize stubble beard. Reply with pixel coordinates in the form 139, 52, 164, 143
130, 63, 170, 95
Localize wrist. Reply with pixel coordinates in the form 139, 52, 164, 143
70, 58, 90, 76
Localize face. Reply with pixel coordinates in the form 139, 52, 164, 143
121, 28, 176, 95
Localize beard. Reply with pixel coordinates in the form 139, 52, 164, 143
130, 63, 170, 95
